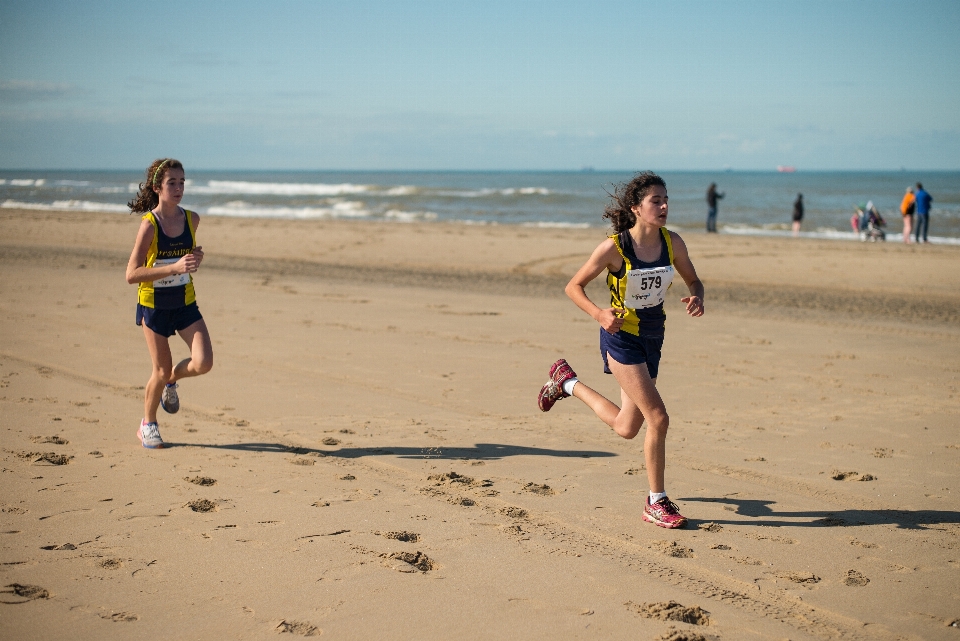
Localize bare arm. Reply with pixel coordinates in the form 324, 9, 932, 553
669, 231, 705, 317
564, 238, 625, 334
125, 217, 201, 285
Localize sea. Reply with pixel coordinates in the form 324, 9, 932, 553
2, 170, 958, 244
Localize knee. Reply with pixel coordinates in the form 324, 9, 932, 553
154, 365, 173, 382
647, 410, 670, 437
615, 424, 641, 440
196, 355, 213, 375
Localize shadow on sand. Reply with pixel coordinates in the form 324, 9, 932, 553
165, 441, 616, 461
681, 496, 960, 530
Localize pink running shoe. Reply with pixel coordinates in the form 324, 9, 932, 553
642, 496, 688, 529
538, 359, 577, 412
549, 358, 577, 389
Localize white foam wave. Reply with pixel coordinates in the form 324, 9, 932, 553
205, 200, 370, 220
384, 209, 438, 223
437, 187, 550, 198
1, 199, 128, 213
720, 224, 960, 245
192, 180, 371, 196
521, 221, 591, 229
8, 179, 45, 187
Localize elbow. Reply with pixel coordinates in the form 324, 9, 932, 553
125, 271, 138, 285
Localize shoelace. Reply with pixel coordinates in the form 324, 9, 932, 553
141, 423, 161, 440
657, 500, 683, 516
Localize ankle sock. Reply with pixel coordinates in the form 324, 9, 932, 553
649, 491, 667, 504
561, 378, 578, 396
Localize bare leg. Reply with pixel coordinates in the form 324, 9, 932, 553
171, 318, 214, 383
142, 325, 173, 424
903, 215, 912, 244
571, 355, 669, 493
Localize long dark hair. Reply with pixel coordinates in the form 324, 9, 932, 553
127, 158, 184, 213
602, 171, 667, 233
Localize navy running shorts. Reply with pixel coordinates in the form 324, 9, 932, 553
599, 329, 664, 379
136, 303, 203, 338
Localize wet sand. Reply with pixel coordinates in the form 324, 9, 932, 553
1, 209, 959, 640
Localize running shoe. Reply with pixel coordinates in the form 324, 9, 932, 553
138, 420, 166, 449
549, 358, 577, 390
538, 359, 577, 412
642, 496, 688, 529
160, 382, 180, 414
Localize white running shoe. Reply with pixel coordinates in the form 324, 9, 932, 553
138, 420, 165, 449
160, 382, 180, 414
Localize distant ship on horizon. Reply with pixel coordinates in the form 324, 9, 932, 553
777, 165, 797, 173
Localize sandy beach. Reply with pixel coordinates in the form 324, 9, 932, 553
1, 208, 959, 640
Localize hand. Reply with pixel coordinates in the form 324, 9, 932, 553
175, 252, 201, 274
596, 308, 625, 334
192, 246, 204, 267
681, 296, 704, 317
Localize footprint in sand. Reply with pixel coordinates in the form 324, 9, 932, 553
184, 476, 217, 486
98, 559, 123, 570
384, 551, 435, 572
30, 436, 68, 445
653, 541, 694, 558
831, 470, 876, 482
843, 570, 869, 586
500, 506, 528, 519
379, 531, 420, 543
656, 626, 707, 641
276, 620, 321, 635
1, 583, 50, 603
185, 499, 217, 513
698, 522, 723, 532
776, 571, 820, 585
102, 612, 138, 622
321, 437, 340, 446
624, 600, 711, 626
40, 543, 76, 550
522, 482, 555, 496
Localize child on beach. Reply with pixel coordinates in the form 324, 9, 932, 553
537, 171, 704, 529
125, 159, 213, 448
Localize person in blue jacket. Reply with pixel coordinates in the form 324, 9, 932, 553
913, 182, 932, 244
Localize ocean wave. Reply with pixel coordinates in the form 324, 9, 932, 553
436, 187, 551, 198
521, 221, 591, 229
1, 199, 128, 213
191, 180, 371, 196
7, 179, 46, 187
206, 200, 370, 219
384, 209, 438, 222
719, 224, 960, 245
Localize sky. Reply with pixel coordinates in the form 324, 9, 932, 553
1, 0, 958, 171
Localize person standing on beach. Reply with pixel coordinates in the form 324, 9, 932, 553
900, 186, 916, 244
914, 182, 932, 243
125, 159, 213, 448
705, 182, 724, 232
791, 193, 804, 236
537, 171, 705, 529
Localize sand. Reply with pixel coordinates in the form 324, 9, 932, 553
1, 208, 958, 640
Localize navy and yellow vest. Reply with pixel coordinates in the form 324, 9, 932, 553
137, 209, 197, 309
606, 227, 675, 336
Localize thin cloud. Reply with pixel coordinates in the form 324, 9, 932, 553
0, 80, 76, 103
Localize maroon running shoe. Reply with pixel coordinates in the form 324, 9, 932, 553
642, 496, 688, 529
538, 359, 577, 412
549, 358, 577, 390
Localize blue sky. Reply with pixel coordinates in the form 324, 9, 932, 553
1, 0, 958, 170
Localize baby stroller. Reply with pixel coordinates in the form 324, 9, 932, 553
855, 202, 886, 242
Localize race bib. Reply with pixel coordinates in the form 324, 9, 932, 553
152, 257, 190, 288
624, 265, 674, 309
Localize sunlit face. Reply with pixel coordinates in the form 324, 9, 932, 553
153, 167, 185, 206
630, 185, 668, 228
